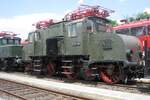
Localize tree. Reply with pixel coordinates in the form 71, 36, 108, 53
108, 19, 118, 27
127, 12, 150, 22
136, 12, 150, 20
128, 17, 135, 22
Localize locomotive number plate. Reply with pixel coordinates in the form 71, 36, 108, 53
102, 39, 112, 50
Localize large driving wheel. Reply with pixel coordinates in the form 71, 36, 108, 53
100, 65, 121, 84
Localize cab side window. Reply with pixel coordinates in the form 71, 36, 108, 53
68, 22, 82, 37
116, 29, 129, 35
76, 22, 82, 33
28, 33, 34, 43
68, 23, 77, 37
85, 20, 94, 33
34, 32, 41, 41
8, 39, 13, 44
2, 39, 7, 45
95, 19, 107, 32
131, 26, 144, 36
14, 39, 20, 44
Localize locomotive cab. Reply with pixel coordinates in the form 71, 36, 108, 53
21, 5, 144, 84
0, 35, 23, 71
0, 37, 22, 58
64, 16, 143, 83
64, 16, 109, 55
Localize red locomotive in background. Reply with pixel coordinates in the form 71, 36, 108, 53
113, 19, 150, 75
113, 19, 150, 51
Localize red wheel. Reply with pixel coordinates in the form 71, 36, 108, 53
100, 65, 121, 84
64, 68, 76, 80
47, 63, 55, 76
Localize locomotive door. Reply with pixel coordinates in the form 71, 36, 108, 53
46, 38, 58, 56
65, 22, 83, 55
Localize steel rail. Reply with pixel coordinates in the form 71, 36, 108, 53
0, 89, 26, 100
0, 79, 90, 100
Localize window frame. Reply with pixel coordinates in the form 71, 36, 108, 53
2, 38, 7, 45
88, 17, 107, 32
28, 32, 34, 43
85, 19, 94, 33
130, 26, 145, 36
67, 22, 83, 37
8, 39, 14, 44
115, 28, 130, 35
14, 39, 20, 44
34, 31, 41, 41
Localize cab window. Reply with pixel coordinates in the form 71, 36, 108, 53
2, 39, 7, 45
88, 17, 107, 32
68, 23, 76, 37
131, 26, 144, 36
95, 19, 107, 32
14, 39, 20, 44
76, 22, 82, 33
28, 32, 34, 42
34, 32, 41, 41
68, 22, 82, 37
8, 39, 14, 44
85, 20, 94, 33
116, 29, 129, 35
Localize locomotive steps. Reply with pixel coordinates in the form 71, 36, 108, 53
0, 72, 150, 100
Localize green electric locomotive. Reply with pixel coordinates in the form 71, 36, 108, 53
0, 31, 23, 71
21, 5, 144, 84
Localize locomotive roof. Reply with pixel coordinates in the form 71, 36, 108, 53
34, 16, 110, 31
0, 36, 21, 40
65, 16, 109, 23
113, 19, 150, 30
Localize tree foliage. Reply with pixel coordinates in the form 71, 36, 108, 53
108, 12, 150, 26
127, 12, 150, 22
108, 19, 118, 27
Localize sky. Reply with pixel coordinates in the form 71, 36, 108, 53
0, 0, 149, 39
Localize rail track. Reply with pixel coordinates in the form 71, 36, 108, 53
0, 79, 88, 100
